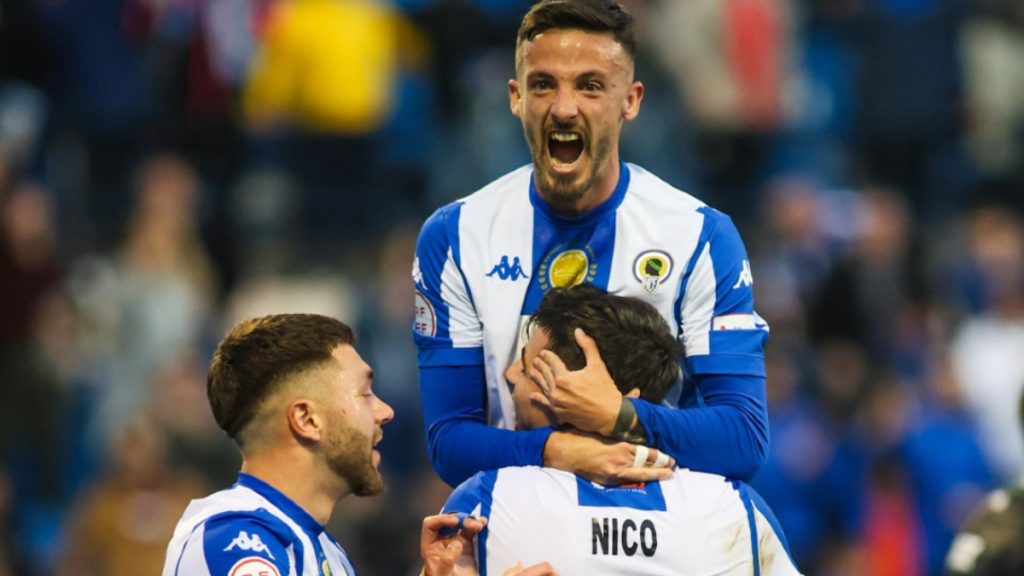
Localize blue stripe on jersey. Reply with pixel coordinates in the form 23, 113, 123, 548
443, 470, 499, 576
200, 511, 296, 576
733, 480, 761, 576
575, 477, 667, 511
521, 164, 630, 313
745, 482, 796, 565
417, 346, 484, 367
414, 201, 480, 361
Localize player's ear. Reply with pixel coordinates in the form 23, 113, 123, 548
509, 79, 523, 118
622, 81, 643, 121
287, 397, 323, 443
625, 388, 641, 399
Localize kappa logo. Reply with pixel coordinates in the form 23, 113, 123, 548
224, 531, 275, 560
412, 256, 424, 288
487, 255, 529, 281
732, 260, 753, 289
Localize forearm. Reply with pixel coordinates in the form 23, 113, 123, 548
633, 374, 769, 480
421, 365, 553, 486
428, 418, 553, 486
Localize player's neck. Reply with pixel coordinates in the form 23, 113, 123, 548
241, 452, 346, 526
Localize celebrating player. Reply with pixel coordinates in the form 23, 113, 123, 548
162, 314, 393, 575
413, 0, 770, 486
422, 286, 801, 575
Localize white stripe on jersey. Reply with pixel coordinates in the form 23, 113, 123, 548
441, 246, 482, 349
679, 241, 716, 357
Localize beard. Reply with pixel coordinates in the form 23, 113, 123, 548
324, 422, 383, 497
525, 123, 614, 211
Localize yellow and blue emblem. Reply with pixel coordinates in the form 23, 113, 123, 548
538, 244, 598, 291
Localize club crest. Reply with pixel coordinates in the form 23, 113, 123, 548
633, 250, 673, 294
538, 244, 598, 291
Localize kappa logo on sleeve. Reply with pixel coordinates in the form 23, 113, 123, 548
731, 260, 753, 289
412, 256, 424, 288
227, 556, 281, 576
223, 531, 275, 559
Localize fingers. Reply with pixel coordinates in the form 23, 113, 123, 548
422, 513, 487, 541
631, 445, 649, 468
615, 466, 675, 483
574, 328, 606, 368
515, 562, 559, 576
530, 392, 553, 410
530, 354, 557, 396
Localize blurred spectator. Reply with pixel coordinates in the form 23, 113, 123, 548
851, 0, 975, 223
950, 204, 1024, 482
73, 153, 216, 455
809, 187, 928, 374
55, 422, 207, 576
960, 1, 1024, 177
648, 0, 802, 221
242, 0, 430, 248
0, 182, 63, 348
901, 355, 995, 575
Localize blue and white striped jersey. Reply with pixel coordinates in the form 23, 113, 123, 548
413, 162, 769, 484
444, 467, 802, 576
162, 473, 356, 576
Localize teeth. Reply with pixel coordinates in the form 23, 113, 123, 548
551, 132, 580, 142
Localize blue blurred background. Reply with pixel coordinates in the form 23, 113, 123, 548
1, 0, 1023, 574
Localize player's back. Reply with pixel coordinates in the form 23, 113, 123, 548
445, 466, 801, 575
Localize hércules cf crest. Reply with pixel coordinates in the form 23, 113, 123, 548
633, 250, 673, 294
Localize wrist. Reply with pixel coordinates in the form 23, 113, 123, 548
609, 398, 647, 444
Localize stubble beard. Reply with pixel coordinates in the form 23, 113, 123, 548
528, 127, 614, 213
325, 424, 383, 497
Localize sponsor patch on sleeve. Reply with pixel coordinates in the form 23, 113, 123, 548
414, 290, 437, 337
228, 556, 281, 576
712, 313, 768, 331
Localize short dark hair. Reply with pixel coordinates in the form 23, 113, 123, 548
516, 0, 638, 62
527, 285, 679, 403
207, 314, 355, 441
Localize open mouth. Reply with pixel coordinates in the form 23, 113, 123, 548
547, 131, 584, 168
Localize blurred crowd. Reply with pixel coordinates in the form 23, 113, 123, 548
1, 0, 1023, 574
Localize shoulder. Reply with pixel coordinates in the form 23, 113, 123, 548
624, 163, 707, 213
417, 165, 533, 249
175, 509, 297, 576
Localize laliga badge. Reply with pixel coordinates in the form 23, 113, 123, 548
633, 250, 673, 294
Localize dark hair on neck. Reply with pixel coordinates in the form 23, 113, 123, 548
527, 284, 679, 403
517, 0, 638, 61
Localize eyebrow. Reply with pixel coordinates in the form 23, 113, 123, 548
520, 345, 527, 370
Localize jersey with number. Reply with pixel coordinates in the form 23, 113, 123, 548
162, 473, 356, 576
444, 466, 801, 575
413, 162, 767, 429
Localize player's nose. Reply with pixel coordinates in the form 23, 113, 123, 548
374, 396, 395, 425
550, 88, 579, 122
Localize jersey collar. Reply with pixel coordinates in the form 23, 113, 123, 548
529, 160, 631, 226
236, 472, 324, 534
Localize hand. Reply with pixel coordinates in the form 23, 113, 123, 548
542, 429, 675, 485
501, 561, 559, 575
421, 513, 487, 576
529, 328, 622, 435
